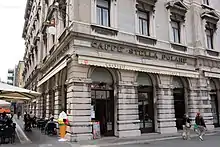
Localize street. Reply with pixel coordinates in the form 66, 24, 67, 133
106, 132, 220, 147
9, 131, 220, 147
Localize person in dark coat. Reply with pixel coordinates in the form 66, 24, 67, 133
195, 112, 206, 141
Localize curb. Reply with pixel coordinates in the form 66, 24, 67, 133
13, 118, 32, 144
79, 131, 219, 147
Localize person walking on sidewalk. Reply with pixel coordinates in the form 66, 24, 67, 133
195, 112, 206, 141
17, 111, 21, 119
182, 114, 191, 140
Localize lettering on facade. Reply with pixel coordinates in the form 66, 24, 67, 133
91, 41, 187, 64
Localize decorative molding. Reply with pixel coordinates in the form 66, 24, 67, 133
171, 42, 187, 52
206, 49, 219, 57
136, 34, 157, 46
201, 10, 220, 24
91, 24, 118, 36
166, 0, 188, 21
136, 0, 157, 12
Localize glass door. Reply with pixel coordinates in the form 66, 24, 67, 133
210, 94, 220, 127
173, 88, 185, 130
138, 89, 154, 133
91, 90, 114, 136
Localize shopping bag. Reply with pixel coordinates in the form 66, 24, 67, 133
194, 124, 198, 129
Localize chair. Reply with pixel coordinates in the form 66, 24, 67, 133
46, 122, 57, 135
2, 125, 15, 144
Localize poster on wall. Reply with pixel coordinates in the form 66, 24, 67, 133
91, 105, 95, 119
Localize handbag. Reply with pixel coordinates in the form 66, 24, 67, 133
186, 122, 191, 128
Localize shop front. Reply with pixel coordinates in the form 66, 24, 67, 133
90, 68, 115, 136
74, 39, 200, 138
137, 73, 155, 133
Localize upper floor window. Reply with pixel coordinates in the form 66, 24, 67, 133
203, 0, 209, 5
138, 11, 150, 36
201, 10, 219, 51
171, 20, 180, 43
166, 0, 188, 51
206, 22, 215, 49
96, 0, 110, 27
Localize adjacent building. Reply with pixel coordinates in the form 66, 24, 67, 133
7, 69, 15, 85
22, 0, 220, 141
15, 61, 25, 87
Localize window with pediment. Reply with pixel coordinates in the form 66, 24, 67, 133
166, 0, 188, 51
201, 10, 219, 53
136, 0, 157, 45
91, 0, 118, 36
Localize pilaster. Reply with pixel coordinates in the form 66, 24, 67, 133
65, 78, 93, 142
157, 85, 177, 134
117, 81, 141, 137
45, 90, 50, 118
54, 85, 62, 119
189, 77, 214, 130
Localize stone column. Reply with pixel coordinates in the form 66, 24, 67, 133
54, 86, 62, 119
65, 78, 93, 142
117, 81, 141, 137
157, 85, 177, 134
217, 89, 220, 125
189, 77, 214, 130
45, 90, 50, 118
36, 94, 42, 118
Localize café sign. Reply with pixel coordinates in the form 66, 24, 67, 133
91, 41, 187, 64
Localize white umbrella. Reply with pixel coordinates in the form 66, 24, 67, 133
0, 100, 10, 107
0, 82, 40, 100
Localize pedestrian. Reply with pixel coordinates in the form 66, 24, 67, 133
17, 111, 21, 119
29, 111, 34, 127
182, 114, 191, 140
195, 112, 206, 141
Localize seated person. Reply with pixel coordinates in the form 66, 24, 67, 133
44, 117, 57, 135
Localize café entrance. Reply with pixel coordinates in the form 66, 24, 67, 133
173, 77, 186, 130
90, 68, 115, 136
210, 79, 220, 127
137, 73, 155, 133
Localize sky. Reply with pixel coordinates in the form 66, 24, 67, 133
0, 0, 26, 82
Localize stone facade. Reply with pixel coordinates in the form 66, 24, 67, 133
22, 0, 220, 141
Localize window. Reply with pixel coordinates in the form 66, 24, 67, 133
138, 11, 150, 36
52, 34, 55, 44
171, 21, 180, 43
206, 22, 215, 49
203, 0, 209, 5
96, 0, 110, 26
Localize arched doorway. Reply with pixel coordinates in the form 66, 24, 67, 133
210, 79, 220, 127
137, 73, 154, 133
173, 77, 185, 130
91, 68, 115, 136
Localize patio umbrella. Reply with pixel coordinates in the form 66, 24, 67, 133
0, 108, 10, 113
0, 82, 40, 100
0, 100, 10, 107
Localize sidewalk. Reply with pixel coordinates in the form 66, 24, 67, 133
77, 128, 220, 147
13, 115, 80, 147
12, 116, 220, 147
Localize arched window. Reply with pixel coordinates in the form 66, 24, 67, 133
91, 68, 113, 90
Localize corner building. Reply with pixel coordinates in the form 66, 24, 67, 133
22, 0, 220, 141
